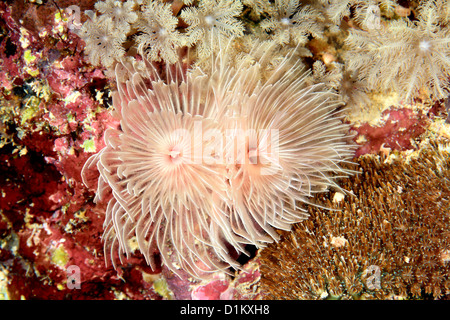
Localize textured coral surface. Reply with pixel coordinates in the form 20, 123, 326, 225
259, 142, 450, 299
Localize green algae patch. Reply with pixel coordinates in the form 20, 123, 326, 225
51, 245, 69, 268
82, 138, 96, 153
153, 278, 174, 300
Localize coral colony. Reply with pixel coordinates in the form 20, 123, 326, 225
79, 0, 356, 279
0, 0, 449, 299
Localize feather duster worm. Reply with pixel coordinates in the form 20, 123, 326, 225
82, 45, 355, 279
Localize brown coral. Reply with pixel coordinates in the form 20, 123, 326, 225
259, 141, 450, 299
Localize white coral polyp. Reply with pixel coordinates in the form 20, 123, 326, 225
419, 40, 431, 52
204, 15, 215, 26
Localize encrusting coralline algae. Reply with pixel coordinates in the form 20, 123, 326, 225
77, 0, 450, 282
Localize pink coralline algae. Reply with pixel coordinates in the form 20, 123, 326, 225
352, 107, 429, 157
